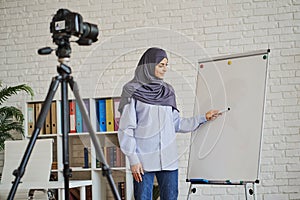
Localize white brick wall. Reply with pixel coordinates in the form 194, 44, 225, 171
0, 0, 299, 199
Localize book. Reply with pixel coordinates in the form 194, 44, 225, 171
69, 101, 76, 133
82, 99, 90, 132
118, 182, 126, 200
116, 147, 121, 167
114, 147, 125, 167
83, 147, 89, 168
34, 103, 44, 134
45, 105, 51, 134
105, 147, 112, 167
120, 150, 126, 167
113, 98, 121, 131
96, 159, 101, 168
105, 98, 115, 132
27, 103, 35, 136
112, 146, 117, 167
108, 146, 120, 167
96, 147, 106, 168
75, 102, 83, 133
50, 102, 57, 134
97, 99, 106, 132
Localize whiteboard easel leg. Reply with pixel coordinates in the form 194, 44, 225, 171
245, 183, 256, 200
253, 183, 257, 200
244, 184, 248, 200
187, 183, 192, 200
187, 183, 197, 200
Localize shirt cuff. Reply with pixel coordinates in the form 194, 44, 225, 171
199, 114, 207, 125
128, 154, 140, 166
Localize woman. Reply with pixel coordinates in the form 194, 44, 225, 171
118, 47, 219, 200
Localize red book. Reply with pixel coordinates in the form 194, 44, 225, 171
69, 101, 76, 133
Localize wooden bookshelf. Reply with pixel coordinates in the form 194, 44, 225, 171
25, 97, 133, 200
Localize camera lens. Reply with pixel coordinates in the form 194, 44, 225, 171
82, 22, 98, 42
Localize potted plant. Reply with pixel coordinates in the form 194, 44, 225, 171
0, 81, 34, 151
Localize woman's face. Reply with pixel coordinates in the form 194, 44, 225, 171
155, 58, 168, 79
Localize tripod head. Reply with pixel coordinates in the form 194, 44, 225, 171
53, 34, 72, 59
38, 8, 99, 59
38, 35, 72, 75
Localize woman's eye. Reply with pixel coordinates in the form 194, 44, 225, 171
159, 63, 168, 67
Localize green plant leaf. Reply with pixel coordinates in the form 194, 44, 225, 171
0, 83, 34, 105
0, 81, 34, 151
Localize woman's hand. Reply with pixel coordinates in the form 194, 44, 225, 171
205, 110, 220, 121
131, 163, 144, 182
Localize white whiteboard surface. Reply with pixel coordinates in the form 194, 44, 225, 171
187, 50, 269, 182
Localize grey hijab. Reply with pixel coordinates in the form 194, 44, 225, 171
118, 47, 178, 113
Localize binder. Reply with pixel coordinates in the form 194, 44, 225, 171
88, 147, 92, 167
45, 105, 51, 134
82, 99, 90, 132
97, 147, 106, 168
83, 147, 89, 168
98, 99, 106, 132
69, 101, 76, 133
120, 150, 126, 167
106, 146, 115, 167
50, 102, 57, 134
118, 182, 126, 200
116, 147, 122, 167
113, 98, 121, 131
112, 146, 117, 167
27, 103, 35, 136
35, 103, 44, 134
75, 102, 83, 133
96, 159, 101, 168
105, 98, 115, 132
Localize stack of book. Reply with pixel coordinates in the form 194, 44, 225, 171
27, 102, 57, 136
96, 97, 121, 132
96, 146, 125, 168
69, 99, 90, 133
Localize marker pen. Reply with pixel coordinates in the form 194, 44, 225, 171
218, 107, 230, 114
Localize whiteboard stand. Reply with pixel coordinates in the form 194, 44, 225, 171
186, 49, 270, 200
186, 179, 260, 200
245, 182, 256, 200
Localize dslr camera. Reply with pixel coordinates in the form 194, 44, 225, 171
50, 9, 99, 46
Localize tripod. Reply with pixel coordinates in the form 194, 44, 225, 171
7, 59, 121, 200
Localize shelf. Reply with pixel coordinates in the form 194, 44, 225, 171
53, 168, 92, 173
57, 132, 119, 137
25, 97, 129, 200
96, 131, 117, 135
94, 167, 126, 171
57, 132, 90, 137
26, 134, 58, 139
70, 167, 92, 172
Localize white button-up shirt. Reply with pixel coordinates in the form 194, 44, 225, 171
118, 98, 207, 171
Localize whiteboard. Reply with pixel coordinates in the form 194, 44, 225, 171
187, 50, 269, 182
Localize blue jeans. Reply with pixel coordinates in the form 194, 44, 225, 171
133, 169, 178, 200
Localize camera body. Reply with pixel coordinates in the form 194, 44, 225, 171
50, 9, 98, 46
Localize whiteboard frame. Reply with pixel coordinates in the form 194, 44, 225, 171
198, 49, 270, 63
186, 49, 270, 184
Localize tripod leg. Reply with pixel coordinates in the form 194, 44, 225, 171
7, 77, 60, 200
61, 75, 71, 200
69, 79, 121, 200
